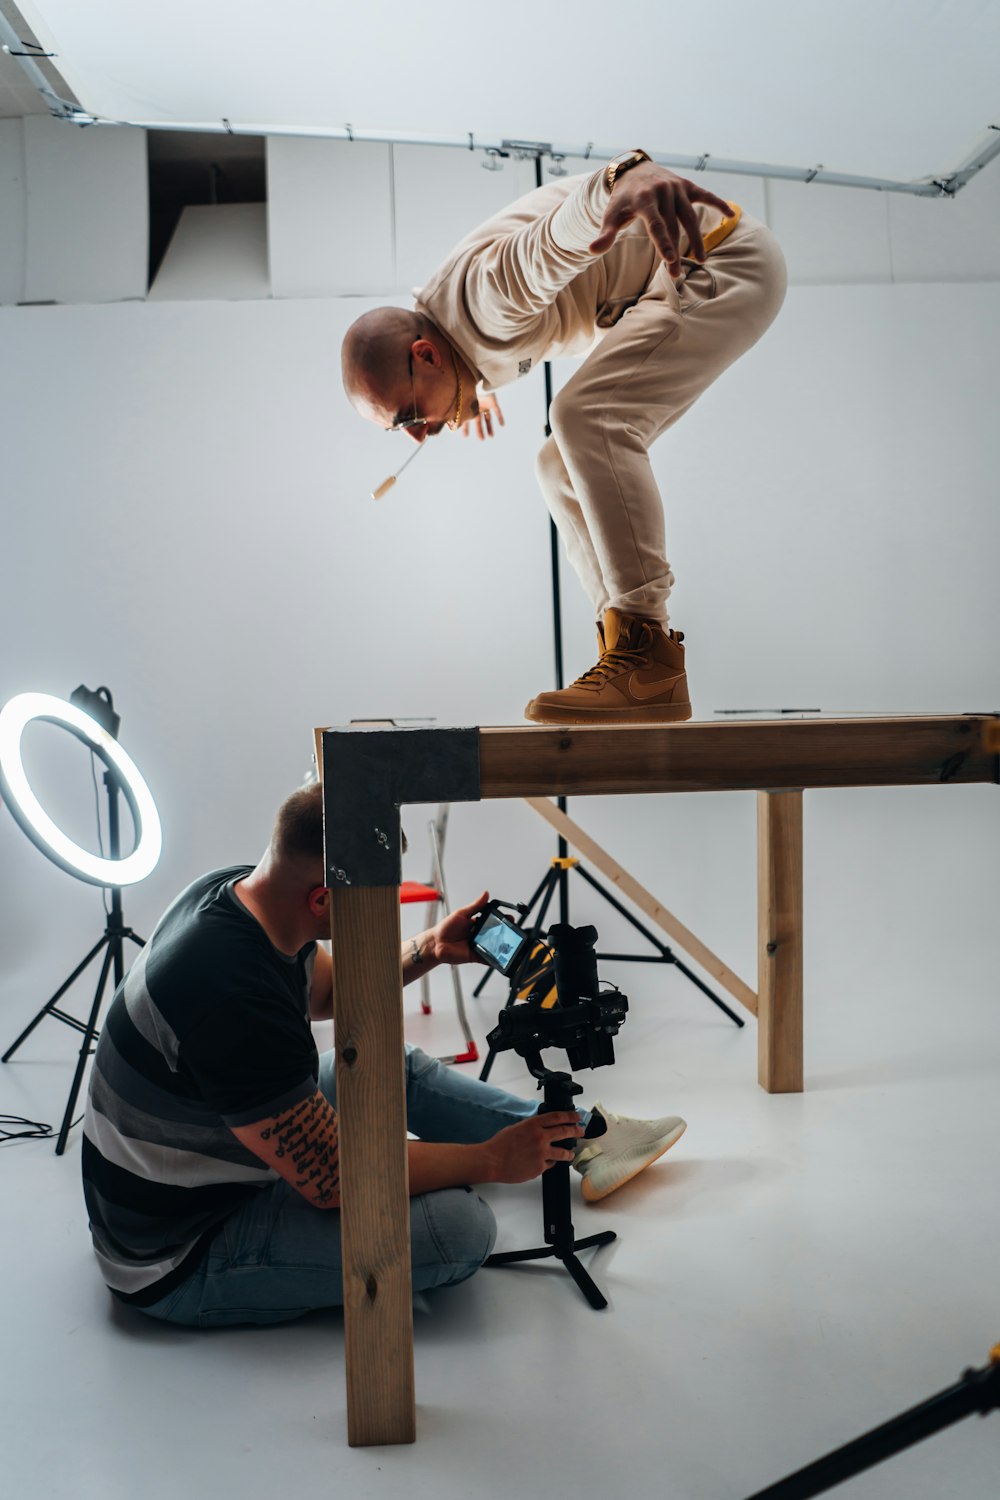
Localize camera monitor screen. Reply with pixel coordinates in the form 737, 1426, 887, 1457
473, 912, 530, 976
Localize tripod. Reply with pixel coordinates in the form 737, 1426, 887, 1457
2, 767, 145, 1154
485, 1064, 616, 1309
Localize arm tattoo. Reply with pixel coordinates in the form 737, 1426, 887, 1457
264, 1093, 340, 1205
410, 937, 423, 968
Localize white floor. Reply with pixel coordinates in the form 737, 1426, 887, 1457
2, 859, 999, 1500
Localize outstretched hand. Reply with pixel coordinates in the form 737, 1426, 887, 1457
461, 391, 505, 441
432, 890, 490, 966
590, 162, 734, 279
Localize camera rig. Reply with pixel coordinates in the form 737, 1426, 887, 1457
477, 911, 628, 1310
484, 918, 628, 1078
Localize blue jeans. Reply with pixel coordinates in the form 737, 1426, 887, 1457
140, 1046, 539, 1327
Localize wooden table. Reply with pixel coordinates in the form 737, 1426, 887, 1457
315, 713, 997, 1446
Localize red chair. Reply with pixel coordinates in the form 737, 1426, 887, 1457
399, 809, 478, 1065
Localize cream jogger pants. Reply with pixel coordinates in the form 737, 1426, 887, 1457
535, 212, 788, 622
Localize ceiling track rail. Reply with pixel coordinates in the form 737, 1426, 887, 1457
2, 6, 997, 200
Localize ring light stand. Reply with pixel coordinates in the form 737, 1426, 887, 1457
0, 690, 160, 1154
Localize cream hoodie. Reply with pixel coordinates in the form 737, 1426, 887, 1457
415, 166, 739, 393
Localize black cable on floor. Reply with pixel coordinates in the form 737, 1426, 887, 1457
0, 1114, 55, 1143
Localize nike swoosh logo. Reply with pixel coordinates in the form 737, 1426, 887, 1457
629, 671, 682, 701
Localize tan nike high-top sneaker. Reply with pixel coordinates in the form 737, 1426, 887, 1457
524, 608, 692, 724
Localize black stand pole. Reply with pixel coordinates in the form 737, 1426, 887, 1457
742, 1350, 1000, 1500
484, 1065, 616, 1309
535, 156, 570, 928
2, 768, 145, 1154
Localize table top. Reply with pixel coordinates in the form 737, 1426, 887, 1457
319, 713, 998, 800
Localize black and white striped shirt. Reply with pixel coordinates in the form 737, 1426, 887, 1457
82, 867, 318, 1306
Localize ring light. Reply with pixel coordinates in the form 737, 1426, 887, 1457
0, 691, 161, 887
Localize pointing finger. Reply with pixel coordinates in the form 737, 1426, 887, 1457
675, 196, 706, 264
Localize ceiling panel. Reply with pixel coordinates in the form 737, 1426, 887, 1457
0, 35, 47, 115
13, 0, 1000, 184
0, 0, 78, 117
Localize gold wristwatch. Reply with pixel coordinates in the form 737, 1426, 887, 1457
605, 148, 652, 193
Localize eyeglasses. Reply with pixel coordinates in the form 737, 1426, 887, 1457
387, 354, 431, 434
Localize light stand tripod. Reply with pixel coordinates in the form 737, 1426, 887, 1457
485, 1062, 616, 1309
472, 149, 742, 1086
742, 1344, 1000, 1500
2, 765, 145, 1154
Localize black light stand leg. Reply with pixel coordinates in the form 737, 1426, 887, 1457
574, 864, 744, 1027
51, 911, 143, 1157
542, 358, 571, 929
54, 939, 115, 1156
2, 935, 111, 1062
3, 767, 146, 1154
742, 1352, 1000, 1500
485, 1070, 616, 1309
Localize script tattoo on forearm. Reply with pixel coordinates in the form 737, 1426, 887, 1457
263, 1094, 340, 1205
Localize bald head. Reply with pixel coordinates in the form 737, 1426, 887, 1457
341, 307, 424, 416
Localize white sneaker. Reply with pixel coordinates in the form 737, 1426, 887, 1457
573, 1102, 687, 1203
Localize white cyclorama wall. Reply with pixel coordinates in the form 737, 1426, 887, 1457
0, 280, 998, 1050
0, 115, 148, 305
0, 118, 26, 305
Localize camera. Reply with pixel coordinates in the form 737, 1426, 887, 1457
470, 899, 534, 978
486, 919, 628, 1076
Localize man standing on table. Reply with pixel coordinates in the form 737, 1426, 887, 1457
342, 149, 787, 724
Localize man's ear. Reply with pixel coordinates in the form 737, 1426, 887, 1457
307, 885, 329, 919
412, 337, 442, 370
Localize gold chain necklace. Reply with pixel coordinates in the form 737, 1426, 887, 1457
447, 347, 463, 430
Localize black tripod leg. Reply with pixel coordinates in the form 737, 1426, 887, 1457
742, 1359, 1000, 1500
55, 938, 115, 1156
573, 1231, 617, 1253
477, 1045, 501, 1083
486, 1244, 558, 1267
2, 935, 109, 1062
560, 1253, 608, 1311
575, 864, 744, 1027
668, 952, 745, 1026
486, 1235, 614, 1310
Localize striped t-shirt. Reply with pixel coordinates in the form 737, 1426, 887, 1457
82, 867, 318, 1306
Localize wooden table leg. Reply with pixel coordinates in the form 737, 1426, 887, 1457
757, 790, 804, 1093
328, 883, 415, 1445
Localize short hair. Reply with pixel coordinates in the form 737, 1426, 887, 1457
271, 782, 324, 874
269, 779, 408, 882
